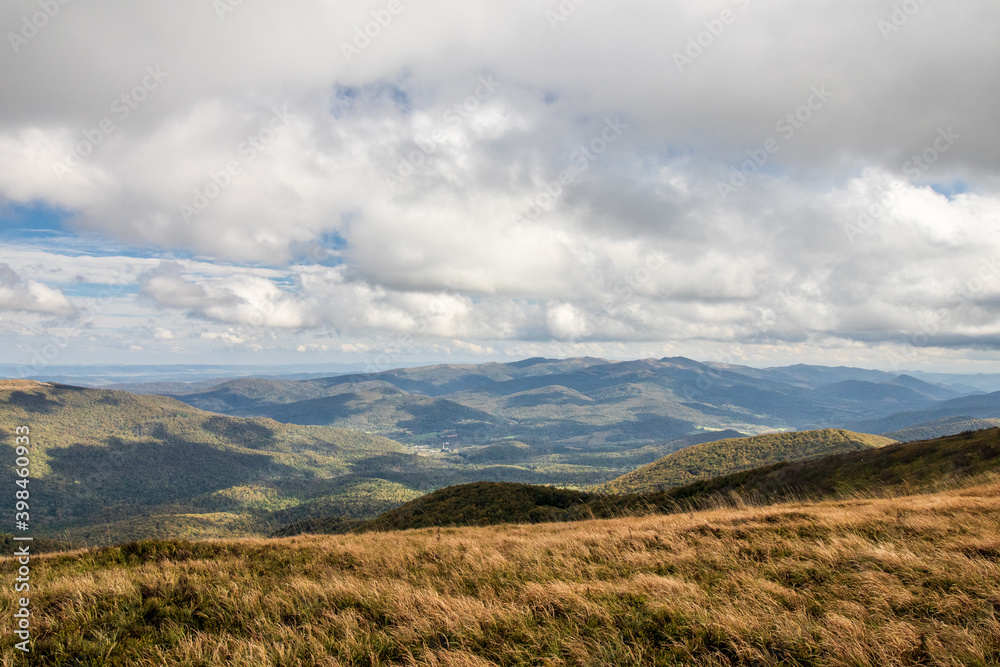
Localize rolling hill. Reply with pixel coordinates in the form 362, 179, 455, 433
4, 359, 995, 544
276, 427, 1000, 537
273, 482, 601, 536
658, 426, 1000, 506
0, 380, 445, 542
0, 379, 661, 543
597, 429, 897, 494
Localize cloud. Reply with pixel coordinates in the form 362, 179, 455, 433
3, 1, 998, 258
1, 1, 999, 367
0, 263, 76, 316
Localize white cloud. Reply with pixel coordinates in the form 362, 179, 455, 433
0, 263, 76, 316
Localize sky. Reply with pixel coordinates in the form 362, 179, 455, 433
1, 0, 999, 375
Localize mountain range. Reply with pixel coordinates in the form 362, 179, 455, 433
5, 357, 1000, 544
111, 357, 1000, 455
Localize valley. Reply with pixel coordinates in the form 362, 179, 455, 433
4, 357, 1000, 546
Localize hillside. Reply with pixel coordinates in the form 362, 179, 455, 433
0, 382, 430, 542
5, 480, 999, 665
0, 381, 648, 543
2, 367, 992, 545
264, 388, 507, 438
659, 427, 1000, 506
598, 429, 896, 494
274, 482, 599, 536
276, 428, 1000, 537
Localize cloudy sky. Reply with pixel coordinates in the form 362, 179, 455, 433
1, 0, 999, 374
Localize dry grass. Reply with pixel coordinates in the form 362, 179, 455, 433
0, 380, 50, 390
3, 481, 1000, 666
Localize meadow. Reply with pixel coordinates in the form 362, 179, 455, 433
2, 477, 998, 665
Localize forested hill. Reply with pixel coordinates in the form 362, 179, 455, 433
0, 380, 420, 542
275, 427, 1000, 537
597, 429, 896, 494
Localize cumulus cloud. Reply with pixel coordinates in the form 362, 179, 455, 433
0, 263, 76, 316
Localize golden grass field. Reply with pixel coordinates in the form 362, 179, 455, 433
3, 478, 1000, 666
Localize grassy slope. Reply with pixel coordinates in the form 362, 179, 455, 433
3, 481, 998, 665
660, 426, 1000, 506
599, 428, 897, 494
0, 382, 419, 542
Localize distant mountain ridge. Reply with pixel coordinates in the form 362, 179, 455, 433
881, 416, 1000, 442
6, 358, 997, 545
3, 379, 718, 543
846, 390, 1000, 434
153, 357, 986, 453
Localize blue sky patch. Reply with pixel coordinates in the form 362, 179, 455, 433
930, 181, 968, 200
0, 201, 72, 238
